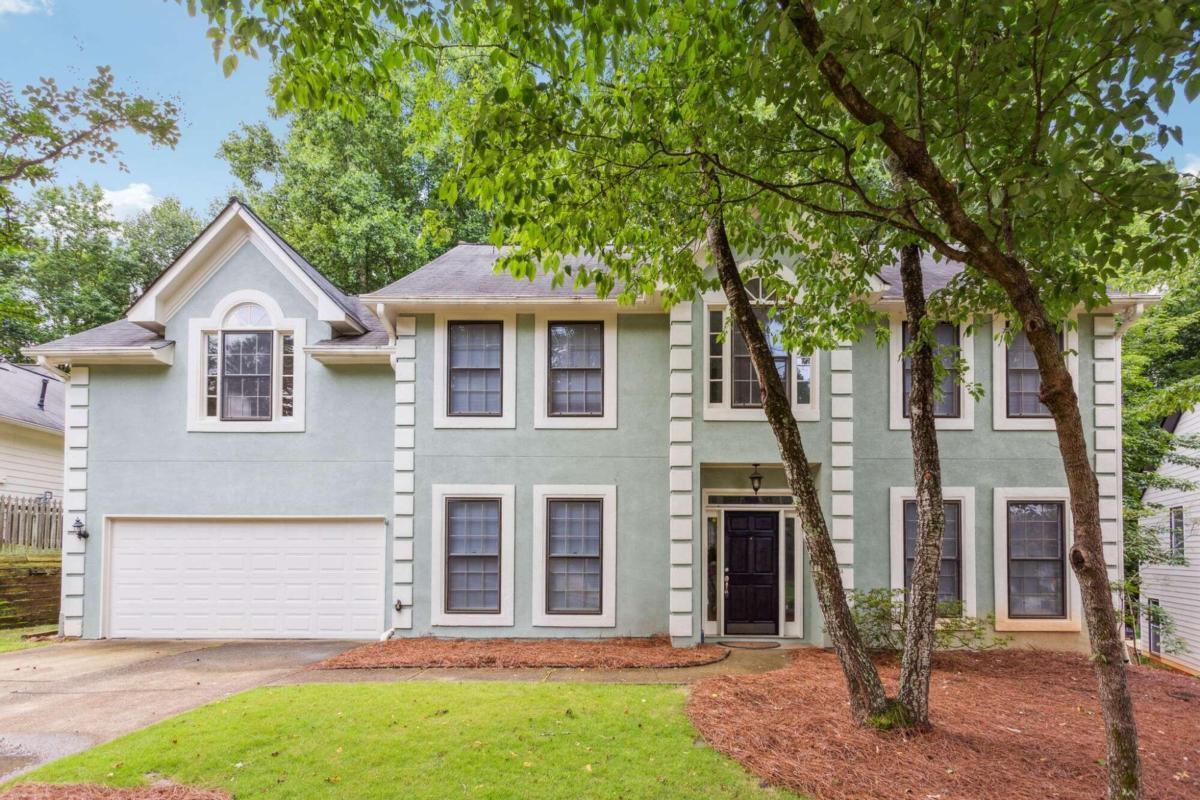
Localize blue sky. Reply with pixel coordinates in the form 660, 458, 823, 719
2, 0, 1199, 222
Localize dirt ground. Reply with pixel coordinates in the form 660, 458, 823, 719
313, 635, 728, 669
688, 648, 1200, 800
1, 785, 228, 800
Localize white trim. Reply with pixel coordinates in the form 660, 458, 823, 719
991, 315, 1080, 431
186, 289, 306, 433
531, 484, 617, 627
888, 486, 977, 618
888, 314, 975, 431
533, 310, 617, 429
701, 304, 821, 422
992, 487, 1082, 632
25, 344, 175, 367
432, 311, 516, 429
430, 484, 515, 627
303, 346, 392, 364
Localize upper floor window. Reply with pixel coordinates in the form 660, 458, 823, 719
187, 292, 305, 432
534, 312, 617, 429
704, 279, 818, 422
901, 321, 960, 418
991, 317, 1077, 432
1169, 506, 1185, 555
433, 313, 516, 429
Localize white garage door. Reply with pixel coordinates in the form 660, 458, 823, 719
107, 517, 385, 639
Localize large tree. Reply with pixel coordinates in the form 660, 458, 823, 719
217, 98, 490, 294
184, 2, 1200, 795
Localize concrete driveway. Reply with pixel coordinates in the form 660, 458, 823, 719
0, 638, 357, 781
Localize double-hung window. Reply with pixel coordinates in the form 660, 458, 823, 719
1007, 501, 1067, 619
191, 295, 304, 432
548, 321, 604, 416
903, 499, 963, 613
901, 321, 960, 418
444, 498, 502, 614
447, 321, 503, 416
731, 307, 791, 408
993, 318, 1075, 431
1169, 506, 1185, 555
545, 499, 603, 614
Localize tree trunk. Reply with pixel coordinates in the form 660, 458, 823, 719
703, 203, 890, 723
895, 243, 946, 729
781, 5, 1142, 795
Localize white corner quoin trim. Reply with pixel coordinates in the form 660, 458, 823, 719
530, 484, 618, 628
186, 289, 306, 433
888, 486, 978, 618
888, 314, 976, 431
432, 310, 517, 429
429, 483, 515, 627
533, 309, 618, 429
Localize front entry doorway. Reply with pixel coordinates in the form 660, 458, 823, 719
723, 511, 779, 635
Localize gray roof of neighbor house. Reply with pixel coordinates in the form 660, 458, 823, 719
0, 359, 64, 433
876, 251, 965, 298
366, 244, 611, 300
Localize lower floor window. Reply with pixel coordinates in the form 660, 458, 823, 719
903, 499, 963, 613
1007, 501, 1066, 618
546, 499, 602, 614
445, 498, 501, 613
1147, 599, 1161, 654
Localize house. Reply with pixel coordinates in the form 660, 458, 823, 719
23, 200, 1151, 648
1138, 408, 1200, 674
0, 359, 64, 499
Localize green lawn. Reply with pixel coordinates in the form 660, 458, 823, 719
12, 682, 791, 799
0, 625, 56, 654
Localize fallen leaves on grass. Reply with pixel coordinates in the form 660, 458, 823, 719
1, 784, 229, 800
688, 648, 1200, 800
313, 635, 727, 670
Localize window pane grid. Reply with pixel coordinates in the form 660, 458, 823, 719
546, 499, 602, 614
1006, 329, 1060, 418
1169, 507, 1185, 554
281, 334, 294, 417
902, 322, 960, 418
708, 309, 723, 404
446, 499, 501, 613
903, 500, 963, 611
448, 321, 503, 416
221, 331, 272, 421
1007, 501, 1066, 618
548, 322, 604, 416
205, 333, 219, 417
731, 307, 789, 408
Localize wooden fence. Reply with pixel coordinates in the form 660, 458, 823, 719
0, 494, 63, 552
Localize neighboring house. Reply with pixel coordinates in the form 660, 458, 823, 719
1139, 408, 1200, 674
23, 199, 1152, 649
0, 359, 64, 499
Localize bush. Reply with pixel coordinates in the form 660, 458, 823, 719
848, 588, 1011, 652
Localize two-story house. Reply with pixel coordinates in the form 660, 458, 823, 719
24, 200, 1148, 650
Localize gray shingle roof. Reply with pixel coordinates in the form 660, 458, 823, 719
876, 252, 966, 298
24, 320, 171, 353
311, 299, 390, 347
0, 360, 64, 433
368, 244, 612, 300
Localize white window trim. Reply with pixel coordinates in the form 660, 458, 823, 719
533, 310, 617, 429
993, 486, 1081, 632
430, 483, 515, 627
888, 314, 975, 431
433, 311, 516, 429
889, 486, 977, 619
531, 484, 617, 627
701, 304, 821, 422
991, 315, 1080, 431
186, 289, 306, 433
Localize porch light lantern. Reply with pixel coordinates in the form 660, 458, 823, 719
70, 517, 88, 540
748, 464, 763, 496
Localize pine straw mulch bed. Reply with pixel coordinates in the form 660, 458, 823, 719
313, 635, 728, 670
2, 785, 229, 800
688, 648, 1200, 800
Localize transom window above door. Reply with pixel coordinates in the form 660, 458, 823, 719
187, 292, 306, 432
704, 279, 819, 422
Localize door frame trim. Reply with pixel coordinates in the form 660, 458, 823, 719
702, 489, 803, 639
100, 514, 389, 639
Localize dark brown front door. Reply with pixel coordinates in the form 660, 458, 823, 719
724, 511, 779, 635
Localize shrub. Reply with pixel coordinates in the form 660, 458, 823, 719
848, 588, 1011, 652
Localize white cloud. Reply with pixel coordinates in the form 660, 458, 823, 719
0, 0, 52, 16
1181, 154, 1200, 177
102, 183, 158, 221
